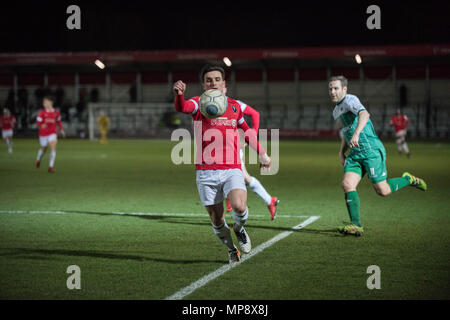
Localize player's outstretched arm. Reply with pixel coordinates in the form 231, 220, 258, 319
173, 80, 196, 114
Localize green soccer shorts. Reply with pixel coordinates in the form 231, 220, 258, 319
344, 149, 387, 184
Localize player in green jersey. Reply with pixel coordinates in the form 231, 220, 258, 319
329, 76, 427, 236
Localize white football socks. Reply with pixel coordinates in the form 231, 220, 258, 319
396, 138, 403, 152
37, 149, 44, 161
212, 221, 236, 251
248, 177, 272, 205
6, 139, 12, 152
49, 150, 56, 168
232, 207, 248, 233
403, 142, 410, 154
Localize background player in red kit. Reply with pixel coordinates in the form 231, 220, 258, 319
36, 95, 66, 173
173, 64, 271, 264
389, 108, 410, 158
222, 87, 279, 220
1, 108, 16, 153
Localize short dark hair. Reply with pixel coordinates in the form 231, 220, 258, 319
329, 75, 348, 87
200, 64, 225, 83
43, 95, 54, 102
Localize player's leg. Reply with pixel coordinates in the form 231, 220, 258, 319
395, 131, 403, 154
36, 137, 48, 168
241, 149, 279, 220
196, 170, 240, 264
400, 131, 410, 158
225, 169, 251, 253
100, 128, 107, 144
341, 171, 363, 228
338, 155, 365, 235
205, 203, 241, 264
3, 131, 12, 153
48, 137, 57, 172
373, 173, 425, 195
4, 131, 12, 153
6, 136, 12, 153
370, 149, 424, 194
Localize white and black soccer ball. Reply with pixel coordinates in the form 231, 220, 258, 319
199, 89, 228, 119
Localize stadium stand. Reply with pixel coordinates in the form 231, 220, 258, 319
0, 45, 449, 139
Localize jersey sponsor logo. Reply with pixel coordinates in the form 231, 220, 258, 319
210, 118, 237, 128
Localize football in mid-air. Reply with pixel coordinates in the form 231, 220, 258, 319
199, 89, 228, 119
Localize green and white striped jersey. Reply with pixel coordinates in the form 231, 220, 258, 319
333, 94, 385, 159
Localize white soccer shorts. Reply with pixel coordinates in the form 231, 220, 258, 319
39, 134, 57, 147
395, 129, 407, 138
196, 168, 246, 206
2, 129, 13, 139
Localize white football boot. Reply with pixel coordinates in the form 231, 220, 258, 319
234, 227, 251, 254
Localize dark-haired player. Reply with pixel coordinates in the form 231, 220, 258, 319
173, 65, 271, 264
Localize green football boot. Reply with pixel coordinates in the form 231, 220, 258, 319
337, 224, 364, 237
402, 172, 427, 191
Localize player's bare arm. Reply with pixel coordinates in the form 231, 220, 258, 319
349, 110, 370, 148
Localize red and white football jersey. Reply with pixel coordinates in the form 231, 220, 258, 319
390, 114, 409, 132
1, 114, 16, 130
36, 109, 63, 137
175, 94, 264, 171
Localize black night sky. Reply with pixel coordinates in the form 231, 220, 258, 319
0, 0, 449, 53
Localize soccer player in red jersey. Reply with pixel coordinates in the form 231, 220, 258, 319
389, 108, 410, 158
35, 95, 66, 173
222, 88, 279, 220
1, 108, 16, 153
173, 65, 271, 264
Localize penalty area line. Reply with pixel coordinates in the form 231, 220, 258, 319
164, 215, 320, 300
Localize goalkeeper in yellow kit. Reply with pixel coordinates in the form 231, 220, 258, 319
97, 111, 110, 144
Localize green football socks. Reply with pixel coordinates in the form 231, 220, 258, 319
387, 177, 411, 193
345, 191, 361, 227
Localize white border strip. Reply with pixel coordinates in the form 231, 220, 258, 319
164, 215, 320, 300
0, 210, 310, 219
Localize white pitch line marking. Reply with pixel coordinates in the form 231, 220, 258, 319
0, 210, 310, 219
164, 215, 320, 300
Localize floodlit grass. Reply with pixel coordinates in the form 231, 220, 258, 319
0, 138, 449, 299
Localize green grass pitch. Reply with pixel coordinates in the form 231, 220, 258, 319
0, 138, 449, 299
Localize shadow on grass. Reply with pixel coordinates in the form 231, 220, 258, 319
57, 209, 338, 236
0, 248, 225, 264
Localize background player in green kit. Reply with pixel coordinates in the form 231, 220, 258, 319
329, 76, 427, 236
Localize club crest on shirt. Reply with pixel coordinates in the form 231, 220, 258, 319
232, 106, 237, 113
